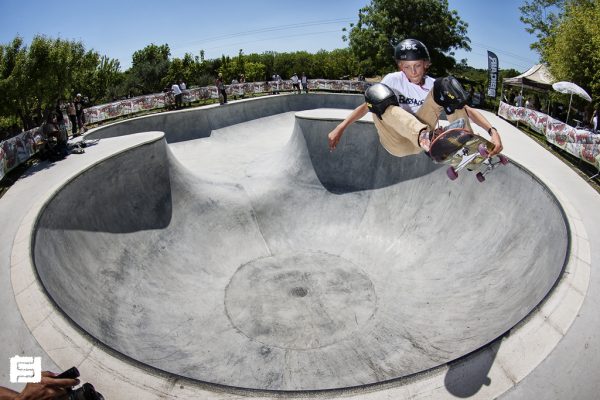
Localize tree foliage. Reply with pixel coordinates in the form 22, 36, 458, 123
0, 35, 106, 130
519, 0, 565, 53
84, 55, 123, 104
345, 0, 471, 76
0, 36, 368, 134
126, 43, 171, 94
541, 0, 600, 103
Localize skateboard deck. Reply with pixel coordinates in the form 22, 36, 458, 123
429, 128, 509, 182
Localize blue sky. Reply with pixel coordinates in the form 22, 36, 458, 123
0, 0, 540, 72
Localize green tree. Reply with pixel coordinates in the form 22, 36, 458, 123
127, 43, 171, 95
0, 35, 100, 130
164, 57, 185, 88
261, 51, 277, 80
344, 0, 471, 76
218, 50, 252, 82
91, 56, 124, 102
72, 53, 123, 104
243, 61, 266, 82
519, 0, 566, 54
542, 0, 600, 101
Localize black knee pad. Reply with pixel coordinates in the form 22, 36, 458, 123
364, 83, 399, 119
433, 76, 468, 114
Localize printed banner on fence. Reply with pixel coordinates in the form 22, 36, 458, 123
487, 51, 499, 98
498, 101, 600, 169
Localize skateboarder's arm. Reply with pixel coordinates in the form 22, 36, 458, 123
328, 103, 370, 151
464, 106, 503, 157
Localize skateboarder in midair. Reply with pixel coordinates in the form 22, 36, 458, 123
328, 39, 503, 158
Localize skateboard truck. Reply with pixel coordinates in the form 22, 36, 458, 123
430, 128, 509, 182
446, 144, 509, 182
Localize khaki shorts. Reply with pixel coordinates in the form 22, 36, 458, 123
372, 92, 472, 157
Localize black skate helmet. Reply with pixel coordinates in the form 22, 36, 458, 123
394, 39, 430, 61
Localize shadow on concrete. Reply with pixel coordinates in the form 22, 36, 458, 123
35, 140, 173, 233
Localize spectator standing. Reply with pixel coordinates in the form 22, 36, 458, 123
301, 72, 308, 93
272, 73, 281, 94
231, 76, 239, 100
74, 94, 86, 135
216, 73, 227, 104
515, 92, 524, 107
239, 74, 246, 98
67, 101, 77, 136
291, 73, 301, 94
468, 87, 475, 106
179, 80, 190, 107
171, 82, 183, 109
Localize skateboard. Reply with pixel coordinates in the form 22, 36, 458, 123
428, 128, 509, 182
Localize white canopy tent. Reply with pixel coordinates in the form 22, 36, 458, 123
501, 64, 556, 126
503, 64, 556, 92
503, 65, 592, 127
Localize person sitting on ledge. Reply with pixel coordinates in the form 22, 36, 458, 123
328, 38, 503, 158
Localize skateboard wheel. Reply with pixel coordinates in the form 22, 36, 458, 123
478, 144, 489, 157
476, 172, 486, 182
447, 166, 458, 180
499, 155, 509, 165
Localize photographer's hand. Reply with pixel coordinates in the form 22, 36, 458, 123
13, 371, 79, 400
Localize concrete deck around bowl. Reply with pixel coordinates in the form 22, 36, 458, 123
1, 94, 598, 399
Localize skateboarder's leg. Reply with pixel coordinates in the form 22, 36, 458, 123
365, 83, 427, 156
415, 91, 442, 130
364, 82, 470, 156
374, 106, 427, 156
416, 92, 473, 132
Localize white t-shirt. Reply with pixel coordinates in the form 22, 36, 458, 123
381, 71, 434, 114
171, 84, 182, 95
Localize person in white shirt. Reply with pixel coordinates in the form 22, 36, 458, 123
328, 39, 503, 158
291, 73, 301, 94
179, 80, 190, 107
171, 82, 182, 109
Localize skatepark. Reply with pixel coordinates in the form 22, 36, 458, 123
1, 93, 599, 399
